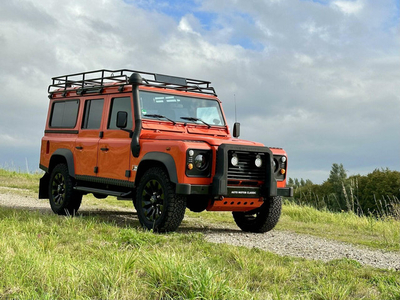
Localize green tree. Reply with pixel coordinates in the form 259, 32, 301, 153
351, 169, 400, 217
327, 163, 347, 184
287, 165, 400, 218
326, 163, 350, 211
294, 178, 300, 187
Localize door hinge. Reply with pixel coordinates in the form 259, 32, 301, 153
94, 166, 98, 174
125, 170, 131, 178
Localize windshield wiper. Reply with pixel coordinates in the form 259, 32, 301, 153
145, 114, 176, 125
180, 117, 211, 128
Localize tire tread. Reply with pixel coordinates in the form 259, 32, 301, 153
232, 196, 282, 233
49, 163, 82, 215
136, 167, 186, 232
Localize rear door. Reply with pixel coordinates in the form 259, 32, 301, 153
74, 98, 104, 176
97, 96, 133, 181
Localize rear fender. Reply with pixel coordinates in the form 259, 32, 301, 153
39, 149, 76, 199
49, 149, 76, 177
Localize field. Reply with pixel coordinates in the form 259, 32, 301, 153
0, 169, 399, 299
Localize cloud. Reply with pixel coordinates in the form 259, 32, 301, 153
178, 15, 202, 36
331, 0, 364, 15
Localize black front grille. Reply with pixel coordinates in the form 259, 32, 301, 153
227, 151, 266, 181
212, 144, 275, 197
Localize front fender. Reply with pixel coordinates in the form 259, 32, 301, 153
137, 152, 178, 184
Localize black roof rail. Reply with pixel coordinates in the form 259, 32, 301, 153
48, 69, 217, 98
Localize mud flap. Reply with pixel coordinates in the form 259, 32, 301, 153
39, 173, 50, 199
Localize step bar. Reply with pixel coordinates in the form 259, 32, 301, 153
74, 186, 133, 200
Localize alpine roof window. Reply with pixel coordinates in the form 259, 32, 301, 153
49, 100, 79, 128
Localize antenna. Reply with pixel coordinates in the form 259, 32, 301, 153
234, 94, 237, 123
232, 94, 240, 138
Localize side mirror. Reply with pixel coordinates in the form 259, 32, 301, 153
116, 111, 128, 129
233, 122, 240, 138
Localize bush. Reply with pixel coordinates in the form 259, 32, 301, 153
288, 166, 400, 219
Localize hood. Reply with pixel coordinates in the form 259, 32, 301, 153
140, 127, 264, 147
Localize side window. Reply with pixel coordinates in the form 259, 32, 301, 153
108, 97, 133, 129
82, 99, 104, 129
50, 100, 79, 128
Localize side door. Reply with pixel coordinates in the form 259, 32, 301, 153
74, 98, 105, 176
97, 96, 133, 181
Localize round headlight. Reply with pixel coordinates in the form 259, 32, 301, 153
255, 155, 262, 168
281, 156, 287, 163
194, 154, 207, 170
231, 154, 239, 166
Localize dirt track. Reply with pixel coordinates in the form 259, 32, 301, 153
1, 187, 399, 271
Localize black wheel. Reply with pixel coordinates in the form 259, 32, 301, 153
135, 167, 186, 232
48, 164, 82, 216
232, 196, 282, 233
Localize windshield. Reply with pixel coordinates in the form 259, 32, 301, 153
139, 91, 226, 126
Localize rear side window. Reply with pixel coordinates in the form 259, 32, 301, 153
82, 99, 104, 129
50, 100, 79, 128
108, 97, 132, 129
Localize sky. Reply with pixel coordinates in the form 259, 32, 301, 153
0, 0, 399, 183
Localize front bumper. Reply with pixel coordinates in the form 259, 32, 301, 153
277, 187, 293, 197
176, 184, 293, 198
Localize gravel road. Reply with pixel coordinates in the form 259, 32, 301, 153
1, 188, 399, 271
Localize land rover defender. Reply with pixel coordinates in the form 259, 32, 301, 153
39, 69, 293, 232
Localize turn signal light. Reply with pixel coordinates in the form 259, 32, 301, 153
280, 169, 286, 175
187, 163, 194, 170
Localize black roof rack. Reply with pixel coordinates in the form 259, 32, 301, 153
48, 69, 217, 98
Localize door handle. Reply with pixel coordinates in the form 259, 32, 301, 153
100, 147, 109, 152
75, 146, 83, 150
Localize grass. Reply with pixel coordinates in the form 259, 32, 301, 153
278, 203, 400, 251
185, 203, 400, 252
1, 168, 399, 251
0, 168, 41, 194
1, 168, 400, 299
0, 207, 399, 299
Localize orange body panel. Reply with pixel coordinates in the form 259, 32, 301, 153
40, 134, 77, 168
98, 133, 132, 180
74, 130, 100, 176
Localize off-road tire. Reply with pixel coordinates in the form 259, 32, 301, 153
135, 167, 186, 232
232, 196, 282, 233
48, 164, 82, 216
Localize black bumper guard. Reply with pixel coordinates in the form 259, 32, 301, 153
211, 144, 277, 198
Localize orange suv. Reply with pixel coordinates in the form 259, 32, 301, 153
39, 69, 293, 232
